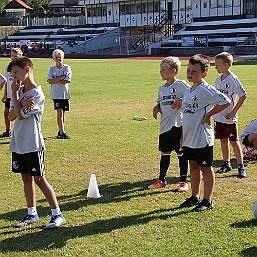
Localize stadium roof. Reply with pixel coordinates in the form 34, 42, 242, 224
4, 0, 33, 10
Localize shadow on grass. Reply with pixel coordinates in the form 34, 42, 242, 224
0, 179, 182, 223
230, 218, 257, 228
0, 207, 191, 253
240, 246, 257, 257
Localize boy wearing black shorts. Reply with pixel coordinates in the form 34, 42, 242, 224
8, 57, 66, 228
47, 49, 72, 139
148, 56, 189, 192
180, 54, 230, 211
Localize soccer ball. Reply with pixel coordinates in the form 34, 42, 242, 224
252, 200, 257, 219
242, 146, 257, 160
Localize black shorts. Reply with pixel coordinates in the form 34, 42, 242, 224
53, 99, 70, 111
5, 98, 11, 109
242, 134, 253, 147
159, 126, 182, 153
183, 145, 213, 167
12, 150, 45, 176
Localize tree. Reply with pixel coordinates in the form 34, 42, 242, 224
0, 0, 10, 15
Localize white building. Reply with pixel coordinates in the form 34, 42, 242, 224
49, 0, 257, 27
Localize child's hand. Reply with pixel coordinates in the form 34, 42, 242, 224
226, 111, 236, 120
171, 98, 182, 109
11, 79, 21, 92
153, 104, 161, 119
1, 95, 6, 103
201, 115, 212, 125
21, 96, 35, 109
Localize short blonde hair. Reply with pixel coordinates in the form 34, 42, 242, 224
52, 49, 64, 58
160, 56, 181, 73
11, 47, 23, 57
215, 52, 233, 67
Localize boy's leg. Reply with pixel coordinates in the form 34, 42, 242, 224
14, 174, 39, 227
177, 155, 189, 192
4, 107, 11, 131
22, 173, 36, 208
56, 108, 64, 133
34, 176, 59, 209
230, 140, 247, 178
189, 160, 201, 197
201, 166, 215, 200
217, 138, 232, 173
148, 152, 170, 189
34, 176, 66, 228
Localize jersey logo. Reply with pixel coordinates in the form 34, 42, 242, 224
192, 95, 197, 101
202, 161, 207, 165
170, 88, 176, 93
31, 167, 37, 172
225, 84, 229, 89
13, 161, 19, 169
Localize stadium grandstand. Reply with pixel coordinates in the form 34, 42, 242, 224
0, 0, 256, 56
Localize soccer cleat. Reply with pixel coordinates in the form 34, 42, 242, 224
0, 131, 11, 138
177, 182, 189, 193
193, 199, 214, 212
216, 165, 232, 173
179, 195, 200, 208
14, 214, 39, 227
148, 180, 166, 189
238, 168, 247, 178
45, 214, 66, 229
57, 132, 70, 139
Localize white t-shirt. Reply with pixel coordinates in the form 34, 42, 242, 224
213, 72, 246, 124
240, 119, 257, 143
157, 80, 190, 134
4, 66, 14, 99
182, 81, 231, 148
47, 64, 72, 99
9, 86, 45, 154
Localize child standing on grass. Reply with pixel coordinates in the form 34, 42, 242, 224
8, 57, 66, 228
47, 49, 72, 139
0, 48, 23, 138
213, 52, 247, 178
148, 56, 190, 192
180, 54, 230, 211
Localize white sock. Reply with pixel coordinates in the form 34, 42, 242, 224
28, 207, 37, 216
51, 208, 61, 216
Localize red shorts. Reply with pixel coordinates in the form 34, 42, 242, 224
214, 121, 238, 141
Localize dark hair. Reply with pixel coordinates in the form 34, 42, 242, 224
189, 54, 210, 73
7, 56, 33, 72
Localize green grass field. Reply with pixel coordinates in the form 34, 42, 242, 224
0, 57, 256, 257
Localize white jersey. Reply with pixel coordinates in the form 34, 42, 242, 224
240, 119, 257, 143
157, 80, 190, 134
182, 81, 231, 148
47, 64, 72, 99
213, 72, 246, 124
9, 86, 45, 154
4, 66, 14, 99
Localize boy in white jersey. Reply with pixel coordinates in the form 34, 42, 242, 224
0, 48, 23, 138
180, 54, 230, 211
214, 52, 247, 178
148, 56, 190, 192
8, 57, 66, 228
47, 49, 72, 139
240, 119, 257, 157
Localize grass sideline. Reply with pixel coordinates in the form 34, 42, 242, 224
0, 58, 256, 257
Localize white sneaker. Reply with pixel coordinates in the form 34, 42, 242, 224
45, 214, 66, 229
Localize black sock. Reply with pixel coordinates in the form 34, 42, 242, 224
178, 155, 188, 182
159, 154, 170, 182
224, 161, 230, 166
238, 163, 244, 169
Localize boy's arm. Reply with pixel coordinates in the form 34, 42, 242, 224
9, 79, 23, 121
1, 82, 7, 103
202, 103, 230, 125
226, 95, 246, 119
47, 75, 66, 84
0, 81, 5, 91
153, 103, 161, 119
